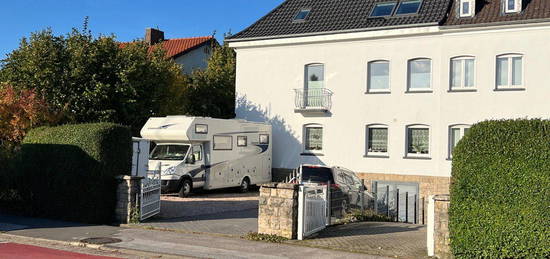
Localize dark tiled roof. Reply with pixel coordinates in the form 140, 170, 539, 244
445, 0, 550, 26
229, 0, 453, 40
229, 0, 550, 41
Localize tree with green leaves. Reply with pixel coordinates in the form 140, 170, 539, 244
0, 23, 182, 133
177, 41, 236, 119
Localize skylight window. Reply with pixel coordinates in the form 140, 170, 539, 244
395, 0, 422, 15
294, 9, 311, 21
370, 2, 397, 17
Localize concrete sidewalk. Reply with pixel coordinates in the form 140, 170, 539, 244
0, 214, 388, 259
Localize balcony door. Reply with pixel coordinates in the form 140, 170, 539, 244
305, 64, 324, 107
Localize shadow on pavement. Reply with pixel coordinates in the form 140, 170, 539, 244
316, 221, 424, 238
0, 213, 91, 231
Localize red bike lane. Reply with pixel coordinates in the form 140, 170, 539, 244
0, 243, 121, 259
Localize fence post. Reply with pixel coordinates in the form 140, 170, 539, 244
414, 194, 418, 224
326, 181, 331, 226
360, 179, 365, 214
298, 185, 305, 240
386, 185, 390, 217
396, 188, 400, 222
427, 195, 435, 256
374, 191, 378, 214
405, 192, 409, 223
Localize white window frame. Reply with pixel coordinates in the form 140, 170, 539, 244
405, 124, 431, 158
303, 124, 324, 154
448, 124, 471, 159
459, 0, 474, 17
305, 63, 325, 89
504, 0, 521, 13
365, 124, 389, 157
367, 60, 391, 93
496, 54, 524, 89
407, 58, 432, 92
450, 56, 476, 90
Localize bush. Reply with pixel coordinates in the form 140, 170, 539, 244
450, 119, 550, 258
13, 123, 132, 223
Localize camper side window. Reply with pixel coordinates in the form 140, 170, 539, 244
237, 136, 247, 147
259, 134, 269, 144
195, 124, 208, 134
213, 135, 232, 150
192, 145, 202, 161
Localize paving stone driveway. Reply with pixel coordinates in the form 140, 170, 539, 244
291, 222, 427, 259
139, 190, 259, 236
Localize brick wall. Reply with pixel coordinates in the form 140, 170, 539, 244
258, 183, 299, 239
115, 175, 142, 224
357, 172, 450, 224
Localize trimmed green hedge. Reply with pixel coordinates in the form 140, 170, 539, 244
450, 119, 550, 258
15, 123, 132, 223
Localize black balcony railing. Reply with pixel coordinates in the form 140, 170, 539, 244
294, 88, 333, 112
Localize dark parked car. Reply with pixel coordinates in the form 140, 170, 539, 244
299, 164, 374, 215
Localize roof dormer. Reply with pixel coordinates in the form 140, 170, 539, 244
503, 0, 522, 14
458, 0, 475, 18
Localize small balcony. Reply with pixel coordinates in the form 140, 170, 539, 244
294, 88, 333, 114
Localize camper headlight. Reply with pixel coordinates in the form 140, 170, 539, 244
162, 166, 177, 175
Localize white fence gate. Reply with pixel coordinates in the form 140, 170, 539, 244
140, 165, 161, 221
298, 185, 330, 240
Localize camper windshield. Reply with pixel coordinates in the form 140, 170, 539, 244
150, 145, 190, 161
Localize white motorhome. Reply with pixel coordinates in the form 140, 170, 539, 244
140, 116, 272, 197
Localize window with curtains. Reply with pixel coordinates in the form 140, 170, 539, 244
449, 125, 471, 159
366, 125, 389, 156
406, 125, 430, 157
407, 58, 432, 91
450, 56, 475, 90
496, 54, 523, 89
304, 125, 323, 152
367, 61, 390, 92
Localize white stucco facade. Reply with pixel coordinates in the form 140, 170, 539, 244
174, 45, 211, 74
230, 22, 550, 178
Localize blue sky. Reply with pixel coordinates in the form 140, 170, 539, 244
0, 0, 284, 59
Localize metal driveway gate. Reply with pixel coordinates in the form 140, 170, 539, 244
374, 181, 419, 224
298, 184, 330, 240
140, 166, 161, 221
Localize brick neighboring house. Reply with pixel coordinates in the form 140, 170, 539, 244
124, 28, 218, 74
227, 0, 550, 223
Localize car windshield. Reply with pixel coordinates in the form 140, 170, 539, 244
301, 166, 335, 184
150, 145, 190, 161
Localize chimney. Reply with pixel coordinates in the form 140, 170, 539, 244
145, 28, 164, 45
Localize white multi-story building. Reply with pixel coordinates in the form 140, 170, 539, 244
228, 0, 550, 221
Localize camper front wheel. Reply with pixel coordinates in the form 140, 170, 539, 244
179, 179, 192, 198
240, 177, 250, 193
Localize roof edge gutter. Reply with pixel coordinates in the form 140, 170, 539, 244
440, 17, 550, 31
226, 22, 440, 43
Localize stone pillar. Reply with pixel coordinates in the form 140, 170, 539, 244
258, 183, 299, 239
427, 194, 452, 259
115, 175, 143, 224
